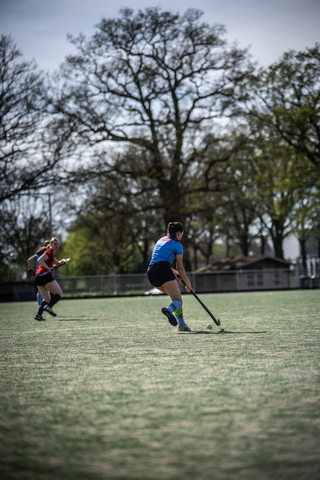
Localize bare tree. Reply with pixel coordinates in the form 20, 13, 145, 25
52, 7, 254, 225
0, 35, 72, 203
247, 43, 320, 173
0, 195, 52, 279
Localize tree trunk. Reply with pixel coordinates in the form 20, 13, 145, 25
239, 234, 250, 256
260, 235, 266, 255
271, 220, 285, 259
272, 235, 284, 259
299, 238, 308, 275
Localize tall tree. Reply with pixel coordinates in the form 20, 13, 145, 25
60, 154, 165, 274
290, 183, 320, 271
215, 139, 260, 256
0, 195, 52, 279
0, 36, 42, 201
251, 137, 305, 259
247, 44, 320, 174
0, 35, 76, 204
52, 7, 253, 225
243, 45, 320, 259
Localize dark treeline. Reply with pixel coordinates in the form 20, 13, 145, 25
1, 8, 319, 279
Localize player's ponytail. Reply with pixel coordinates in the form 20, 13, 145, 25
167, 222, 184, 239
35, 240, 51, 256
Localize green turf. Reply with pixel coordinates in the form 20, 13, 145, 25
0, 290, 319, 480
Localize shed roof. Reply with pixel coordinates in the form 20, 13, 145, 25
198, 255, 291, 271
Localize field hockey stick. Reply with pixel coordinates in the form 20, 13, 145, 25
30, 258, 71, 277
43, 258, 71, 274
52, 258, 70, 272
177, 274, 221, 326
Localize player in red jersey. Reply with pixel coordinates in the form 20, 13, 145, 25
34, 237, 67, 321
27, 240, 51, 305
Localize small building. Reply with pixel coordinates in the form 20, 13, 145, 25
195, 256, 293, 292
198, 255, 292, 271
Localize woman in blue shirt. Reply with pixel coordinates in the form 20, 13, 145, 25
147, 222, 193, 331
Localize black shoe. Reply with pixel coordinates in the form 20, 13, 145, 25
161, 307, 178, 326
43, 305, 57, 316
35, 314, 46, 321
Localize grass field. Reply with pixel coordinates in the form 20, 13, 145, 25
0, 290, 319, 480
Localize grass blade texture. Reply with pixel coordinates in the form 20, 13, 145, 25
0, 290, 319, 480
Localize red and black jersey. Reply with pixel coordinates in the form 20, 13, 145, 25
35, 248, 54, 275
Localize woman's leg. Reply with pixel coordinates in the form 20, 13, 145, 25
35, 286, 51, 320
37, 286, 50, 303
36, 280, 63, 319
159, 280, 190, 330
36, 288, 43, 306
44, 280, 63, 312
157, 279, 182, 302
46, 280, 63, 299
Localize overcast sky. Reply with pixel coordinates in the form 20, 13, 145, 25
0, 0, 319, 72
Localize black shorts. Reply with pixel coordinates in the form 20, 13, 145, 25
147, 261, 176, 287
35, 272, 54, 287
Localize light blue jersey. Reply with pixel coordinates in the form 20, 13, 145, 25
35, 254, 41, 267
149, 236, 183, 265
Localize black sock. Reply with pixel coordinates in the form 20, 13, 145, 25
49, 294, 61, 308
38, 300, 48, 315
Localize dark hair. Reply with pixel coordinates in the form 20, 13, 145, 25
35, 240, 51, 256
167, 222, 184, 238
36, 245, 48, 255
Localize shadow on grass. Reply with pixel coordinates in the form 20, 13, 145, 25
58, 317, 102, 321
179, 329, 267, 335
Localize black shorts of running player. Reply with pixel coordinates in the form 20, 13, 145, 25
147, 261, 176, 287
35, 272, 55, 287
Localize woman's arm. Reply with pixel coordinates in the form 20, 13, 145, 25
53, 257, 67, 267
171, 267, 180, 277
175, 254, 193, 292
27, 254, 36, 270
37, 253, 50, 270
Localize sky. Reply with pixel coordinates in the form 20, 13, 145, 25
0, 0, 319, 72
